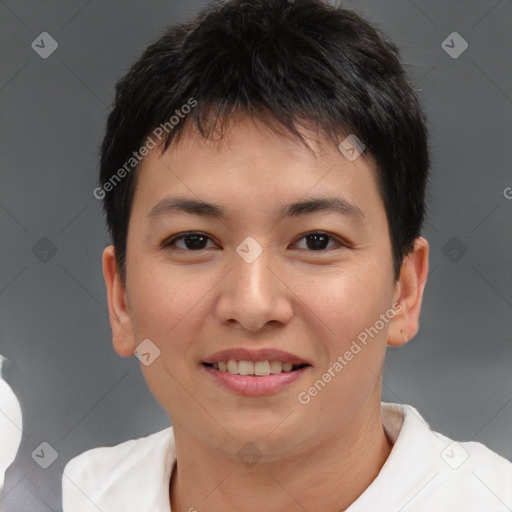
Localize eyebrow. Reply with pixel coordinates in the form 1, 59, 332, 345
148, 195, 365, 222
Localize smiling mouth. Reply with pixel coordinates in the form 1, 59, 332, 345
202, 360, 310, 376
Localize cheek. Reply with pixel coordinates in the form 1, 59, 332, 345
292, 271, 390, 428
128, 259, 201, 338
127, 260, 226, 386
295, 261, 391, 351
125, 269, 200, 406
130, 265, 208, 414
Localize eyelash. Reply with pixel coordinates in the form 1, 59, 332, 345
162, 231, 347, 252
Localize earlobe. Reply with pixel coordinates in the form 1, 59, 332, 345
102, 245, 136, 357
387, 237, 429, 347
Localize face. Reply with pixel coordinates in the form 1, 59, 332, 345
104, 113, 427, 460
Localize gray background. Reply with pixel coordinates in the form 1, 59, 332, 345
1, 0, 511, 510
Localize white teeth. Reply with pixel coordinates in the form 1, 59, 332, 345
212, 359, 300, 376
238, 360, 254, 375
227, 360, 238, 374
269, 360, 283, 374
254, 361, 270, 376
282, 362, 293, 372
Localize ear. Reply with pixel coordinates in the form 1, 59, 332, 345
387, 236, 429, 347
102, 245, 136, 357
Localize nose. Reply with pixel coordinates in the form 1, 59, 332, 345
215, 246, 294, 332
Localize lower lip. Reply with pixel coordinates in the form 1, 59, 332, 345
201, 364, 310, 396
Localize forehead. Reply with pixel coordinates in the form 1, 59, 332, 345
131, 115, 384, 227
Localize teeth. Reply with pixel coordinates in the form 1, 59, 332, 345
213, 360, 301, 376
269, 360, 283, 374
282, 362, 293, 372
238, 360, 254, 375
254, 361, 270, 376
227, 360, 238, 374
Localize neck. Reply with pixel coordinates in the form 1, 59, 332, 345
170, 399, 393, 512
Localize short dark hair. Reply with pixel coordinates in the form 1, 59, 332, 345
99, 0, 430, 285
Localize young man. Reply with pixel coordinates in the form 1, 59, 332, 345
62, 0, 512, 510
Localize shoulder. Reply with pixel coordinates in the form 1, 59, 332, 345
366, 403, 512, 511
402, 405, 512, 508
436, 434, 512, 503
63, 427, 174, 479
62, 427, 175, 512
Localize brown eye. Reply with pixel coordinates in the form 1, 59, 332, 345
292, 232, 344, 251
164, 232, 216, 251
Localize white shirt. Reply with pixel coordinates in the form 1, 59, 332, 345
62, 402, 512, 511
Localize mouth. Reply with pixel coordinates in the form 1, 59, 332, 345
201, 348, 312, 395
202, 360, 310, 376
200, 356, 312, 396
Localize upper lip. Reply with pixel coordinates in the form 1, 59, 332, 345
203, 348, 311, 365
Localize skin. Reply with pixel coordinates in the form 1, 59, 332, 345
103, 112, 429, 512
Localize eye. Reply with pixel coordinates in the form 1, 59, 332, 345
162, 231, 346, 252
163, 232, 217, 251
292, 232, 345, 251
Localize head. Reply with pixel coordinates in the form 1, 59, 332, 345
100, 0, 430, 458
